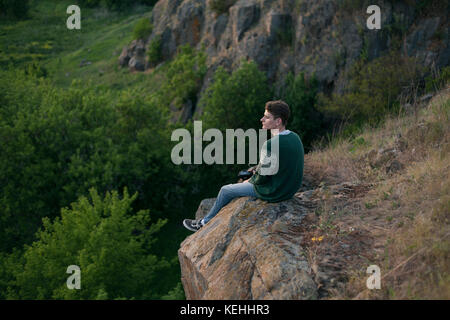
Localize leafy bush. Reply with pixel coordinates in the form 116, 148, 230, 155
9, 188, 173, 299
133, 18, 153, 40
425, 66, 450, 92
200, 60, 272, 130
147, 35, 163, 66
158, 45, 207, 109
277, 72, 322, 150
317, 52, 424, 135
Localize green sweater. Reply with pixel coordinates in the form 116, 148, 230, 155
249, 131, 304, 202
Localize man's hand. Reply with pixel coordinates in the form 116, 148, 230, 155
248, 165, 257, 174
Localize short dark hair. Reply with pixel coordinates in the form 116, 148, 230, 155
265, 100, 290, 126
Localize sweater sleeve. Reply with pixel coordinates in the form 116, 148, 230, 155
249, 171, 271, 185
248, 140, 273, 185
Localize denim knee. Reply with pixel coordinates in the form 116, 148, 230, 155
220, 184, 234, 195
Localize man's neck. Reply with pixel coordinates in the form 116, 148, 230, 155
270, 127, 286, 136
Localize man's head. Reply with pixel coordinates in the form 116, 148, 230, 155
260, 100, 290, 131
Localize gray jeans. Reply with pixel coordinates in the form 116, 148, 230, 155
201, 182, 257, 224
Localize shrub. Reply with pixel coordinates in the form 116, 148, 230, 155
10, 188, 173, 299
277, 72, 322, 150
147, 35, 163, 66
425, 66, 450, 92
163, 45, 206, 106
317, 52, 424, 135
133, 18, 152, 40
200, 60, 271, 130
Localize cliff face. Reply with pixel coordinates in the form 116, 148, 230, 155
124, 0, 448, 97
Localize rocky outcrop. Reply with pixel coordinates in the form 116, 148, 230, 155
126, 0, 448, 93
118, 39, 148, 71
178, 180, 377, 299
178, 196, 318, 299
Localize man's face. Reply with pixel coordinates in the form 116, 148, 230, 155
260, 110, 280, 130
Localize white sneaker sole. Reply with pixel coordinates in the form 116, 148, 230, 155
183, 220, 201, 232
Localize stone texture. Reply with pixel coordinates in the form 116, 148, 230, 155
119, 39, 148, 71
119, 0, 448, 116
118, 46, 131, 66
179, 196, 318, 300
195, 198, 216, 220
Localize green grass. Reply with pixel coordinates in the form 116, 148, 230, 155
0, 0, 157, 91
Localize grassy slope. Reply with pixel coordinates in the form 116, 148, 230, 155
0, 0, 158, 92
303, 87, 449, 299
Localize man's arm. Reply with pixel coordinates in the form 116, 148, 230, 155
247, 139, 276, 185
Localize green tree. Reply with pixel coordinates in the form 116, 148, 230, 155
277, 72, 322, 151
0, 68, 179, 252
200, 60, 272, 131
317, 52, 424, 136
9, 188, 173, 299
157, 45, 207, 110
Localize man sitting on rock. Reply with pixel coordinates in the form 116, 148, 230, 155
183, 100, 304, 232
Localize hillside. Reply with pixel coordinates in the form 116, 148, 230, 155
303, 87, 449, 299
0, 0, 448, 300
179, 87, 449, 299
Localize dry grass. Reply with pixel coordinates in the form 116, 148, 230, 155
303, 86, 449, 299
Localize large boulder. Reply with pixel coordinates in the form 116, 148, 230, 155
119, 39, 148, 71
178, 196, 318, 300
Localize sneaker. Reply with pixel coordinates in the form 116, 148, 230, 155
183, 219, 204, 232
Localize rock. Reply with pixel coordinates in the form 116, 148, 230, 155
369, 147, 398, 168
122, 0, 449, 122
118, 46, 130, 67
128, 56, 146, 71
230, 1, 261, 42
404, 17, 441, 67
119, 39, 148, 71
386, 159, 404, 174
79, 59, 92, 67
179, 196, 318, 299
195, 197, 216, 220
173, 0, 205, 46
